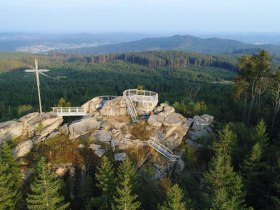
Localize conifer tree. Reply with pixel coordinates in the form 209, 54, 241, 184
159, 184, 186, 210
113, 157, 140, 210
203, 125, 247, 210
0, 143, 22, 206
95, 156, 115, 209
242, 120, 270, 209
26, 157, 69, 210
81, 174, 94, 207
271, 157, 280, 209
0, 160, 18, 209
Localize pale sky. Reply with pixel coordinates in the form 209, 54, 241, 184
0, 0, 279, 33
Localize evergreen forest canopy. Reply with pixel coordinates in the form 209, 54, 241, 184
0, 49, 280, 210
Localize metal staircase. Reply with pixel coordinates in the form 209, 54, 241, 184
123, 95, 138, 123
147, 139, 180, 162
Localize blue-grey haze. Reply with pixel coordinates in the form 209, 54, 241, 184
0, 0, 279, 34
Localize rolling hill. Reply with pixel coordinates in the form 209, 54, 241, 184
56, 35, 280, 55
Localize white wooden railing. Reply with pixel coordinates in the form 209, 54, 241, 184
52, 107, 86, 116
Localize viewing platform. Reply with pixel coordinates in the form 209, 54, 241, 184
52, 107, 86, 117
123, 89, 159, 122
123, 89, 158, 108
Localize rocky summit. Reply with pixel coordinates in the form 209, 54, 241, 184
0, 95, 214, 179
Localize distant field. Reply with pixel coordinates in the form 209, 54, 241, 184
0, 51, 29, 60
0, 51, 50, 73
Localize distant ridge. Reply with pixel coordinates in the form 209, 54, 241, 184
55, 35, 280, 55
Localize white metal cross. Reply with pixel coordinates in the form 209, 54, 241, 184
25, 59, 49, 115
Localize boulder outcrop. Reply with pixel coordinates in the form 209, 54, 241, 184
147, 115, 164, 127
81, 97, 103, 115
0, 120, 24, 143
69, 117, 100, 140
0, 112, 64, 143
0, 94, 215, 181
100, 97, 127, 116
185, 114, 214, 148
14, 140, 33, 158
163, 112, 185, 127
28, 112, 63, 141
146, 104, 189, 149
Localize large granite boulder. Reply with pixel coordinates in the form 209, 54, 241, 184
100, 97, 127, 116
103, 118, 126, 129
19, 112, 39, 124
185, 114, 214, 148
114, 153, 126, 161
69, 117, 101, 140
82, 97, 103, 115
201, 114, 214, 124
14, 140, 33, 158
157, 103, 175, 118
89, 143, 102, 151
163, 113, 185, 127
28, 112, 63, 140
192, 115, 210, 130
187, 128, 209, 140
0, 120, 23, 143
94, 130, 112, 142
147, 115, 165, 127
95, 149, 106, 157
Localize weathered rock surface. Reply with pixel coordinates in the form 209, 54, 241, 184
147, 115, 164, 127
143, 112, 189, 150
0, 120, 23, 143
157, 103, 175, 117
201, 114, 214, 124
114, 153, 126, 161
82, 97, 103, 115
185, 114, 214, 148
100, 97, 127, 116
69, 117, 100, 140
95, 149, 106, 157
104, 118, 126, 129
192, 115, 210, 130
0, 112, 62, 143
19, 112, 39, 123
28, 112, 63, 140
89, 143, 101, 151
94, 130, 111, 142
14, 140, 33, 158
163, 113, 185, 127
187, 129, 209, 140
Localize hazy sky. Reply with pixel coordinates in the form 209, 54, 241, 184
0, 0, 279, 33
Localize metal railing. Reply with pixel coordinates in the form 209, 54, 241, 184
52, 107, 86, 116
147, 139, 180, 162
98, 95, 118, 100
123, 89, 158, 104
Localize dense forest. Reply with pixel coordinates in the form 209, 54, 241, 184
0, 50, 280, 209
